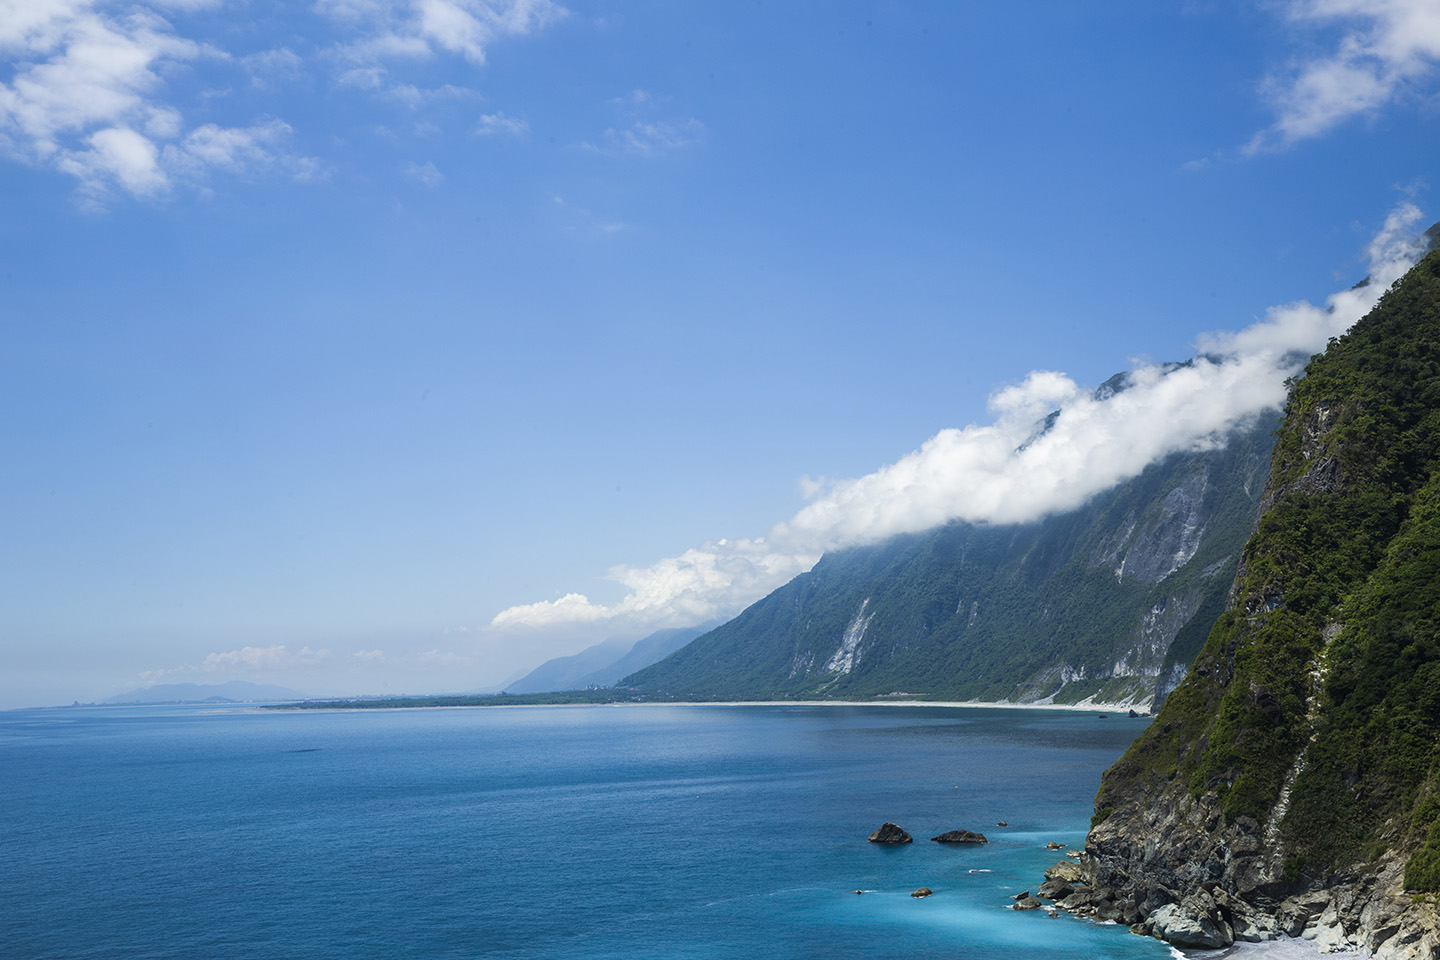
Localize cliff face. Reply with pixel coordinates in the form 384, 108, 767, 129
1085, 243, 1440, 957
624, 410, 1274, 706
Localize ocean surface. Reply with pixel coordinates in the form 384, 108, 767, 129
0, 702, 1295, 960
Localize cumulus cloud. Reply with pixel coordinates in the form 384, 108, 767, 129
492, 205, 1431, 635
0, 1, 319, 202
1247, 0, 1440, 152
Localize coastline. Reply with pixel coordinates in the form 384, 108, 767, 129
248, 697, 1153, 715
622, 699, 1150, 714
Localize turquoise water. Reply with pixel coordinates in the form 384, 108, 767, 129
1, 703, 1176, 959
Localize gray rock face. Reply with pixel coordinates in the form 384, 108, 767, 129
1148, 900, 1231, 949
1092, 465, 1211, 585
867, 822, 912, 844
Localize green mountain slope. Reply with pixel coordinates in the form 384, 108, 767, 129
1086, 240, 1440, 954
622, 406, 1276, 707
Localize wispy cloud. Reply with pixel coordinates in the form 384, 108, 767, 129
492, 205, 1430, 635
0, 2, 319, 204
549, 193, 625, 235
141, 644, 331, 681
403, 158, 443, 185
586, 118, 704, 157
1246, 0, 1440, 153
476, 110, 527, 137
579, 87, 703, 157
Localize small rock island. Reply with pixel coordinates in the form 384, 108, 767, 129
867, 822, 913, 843
931, 829, 989, 843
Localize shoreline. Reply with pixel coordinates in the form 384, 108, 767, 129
245, 697, 1153, 715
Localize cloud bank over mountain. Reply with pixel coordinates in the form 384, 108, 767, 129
492, 205, 1431, 636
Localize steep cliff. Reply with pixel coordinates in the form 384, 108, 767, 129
1085, 241, 1440, 956
622, 405, 1275, 706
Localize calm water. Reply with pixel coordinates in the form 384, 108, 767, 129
1, 703, 1177, 960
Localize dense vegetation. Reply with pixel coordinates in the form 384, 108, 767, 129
621, 417, 1274, 704
1094, 242, 1440, 888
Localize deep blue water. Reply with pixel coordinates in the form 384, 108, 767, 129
0, 703, 1177, 960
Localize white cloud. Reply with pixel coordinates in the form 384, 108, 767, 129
492, 206, 1431, 635
476, 110, 527, 137
0, 2, 319, 202
73, 125, 165, 194
1248, 0, 1440, 152
322, 0, 567, 71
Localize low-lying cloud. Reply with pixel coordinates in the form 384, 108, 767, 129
492, 204, 1431, 636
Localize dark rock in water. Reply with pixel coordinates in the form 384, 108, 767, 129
931, 829, 988, 843
1038, 879, 1074, 900
1043, 841, 1066, 849
1127, 709, 1140, 718
1098, 714, 1108, 719
868, 822, 913, 843
1013, 896, 1043, 910
996, 821, 1008, 827
854, 890, 864, 895
1011, 891, 1032, 901
911, 887, 933, 899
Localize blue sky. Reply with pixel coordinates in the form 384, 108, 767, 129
3, 0, 1439, 707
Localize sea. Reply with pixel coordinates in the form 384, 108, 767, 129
0, 702, 1334, 960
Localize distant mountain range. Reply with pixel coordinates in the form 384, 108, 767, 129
505, 625, 712, 694
104, 681, 309, 704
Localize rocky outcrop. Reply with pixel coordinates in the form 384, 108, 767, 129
911, 887, 932, 898
931, 829, 988, 843
868, 822, 912, 843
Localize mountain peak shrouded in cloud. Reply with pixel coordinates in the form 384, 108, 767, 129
491, 205, 1433, 639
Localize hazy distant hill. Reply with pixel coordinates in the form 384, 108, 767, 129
506, 625, 710, 694
571, 625, 712, 688
623, 410, 1277, 709
104, 681, 308, 704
